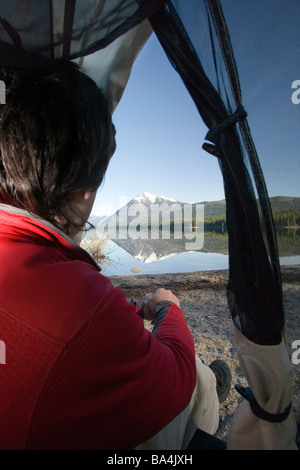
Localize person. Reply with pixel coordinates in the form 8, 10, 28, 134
0, 62, 226, 450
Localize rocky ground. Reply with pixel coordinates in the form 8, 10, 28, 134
109, 265, 300, 444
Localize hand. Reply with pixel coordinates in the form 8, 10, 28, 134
143, 288, 180, 321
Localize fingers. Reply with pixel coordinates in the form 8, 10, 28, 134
141, 288, 180, 321
152, 288, 180, 308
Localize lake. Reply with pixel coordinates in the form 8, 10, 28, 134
84, 231, 300, 277
100, 241, 230, 276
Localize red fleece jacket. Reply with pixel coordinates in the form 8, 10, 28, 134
0, 206, 196, 450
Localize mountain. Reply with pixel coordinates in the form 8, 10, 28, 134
133, 192, 180, 205
198, 196, 300, 218
88, 214, 108, 227
268, 196, 300, 212
115, 192, 185, 227
86, 193, 183, 229
118, 192, 228, 220
91, 192, 226, 227
84, 193, 300, 264
200, 200, 226, 218
88, 193, 300, 231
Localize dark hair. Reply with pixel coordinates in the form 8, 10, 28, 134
0, 61, 116, 233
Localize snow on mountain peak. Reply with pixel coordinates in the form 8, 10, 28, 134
141, 192, 158, 203
158, 194, 178, 203
134, 192, 178, 204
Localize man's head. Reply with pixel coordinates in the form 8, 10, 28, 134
0, 61, 116, 235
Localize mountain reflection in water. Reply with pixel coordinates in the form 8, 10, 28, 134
91, 228, 300, 276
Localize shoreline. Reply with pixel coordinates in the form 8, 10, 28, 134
109, 265, 300, 442
109, 265, 300, 296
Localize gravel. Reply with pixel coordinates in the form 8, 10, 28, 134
109, 265, 300, 443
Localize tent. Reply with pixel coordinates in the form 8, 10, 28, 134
0, 0, 298, 450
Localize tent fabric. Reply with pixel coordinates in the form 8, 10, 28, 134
150, 0, 284, 347
0, 0, 298, 450
149, 0, 297, 449
0, 0, 155, 110
76, 20, 153, 112
227, 326, 297, 450
0, 0, 166, 67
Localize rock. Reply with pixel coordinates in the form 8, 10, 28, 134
108, 266, 300, 442
131, 267, 142, 273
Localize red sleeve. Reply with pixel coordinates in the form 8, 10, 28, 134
27, 285, 196, 450
126, 297, 145, 318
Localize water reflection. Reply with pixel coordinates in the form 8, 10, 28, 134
92, 228, 300, 276
110, 228, 300, 260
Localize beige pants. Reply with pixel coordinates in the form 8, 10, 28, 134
134, 356, 220, 450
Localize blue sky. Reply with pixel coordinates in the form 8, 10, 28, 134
92, 7, 300, 217
221, 0, 300, 200
93, 34, 225, 216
